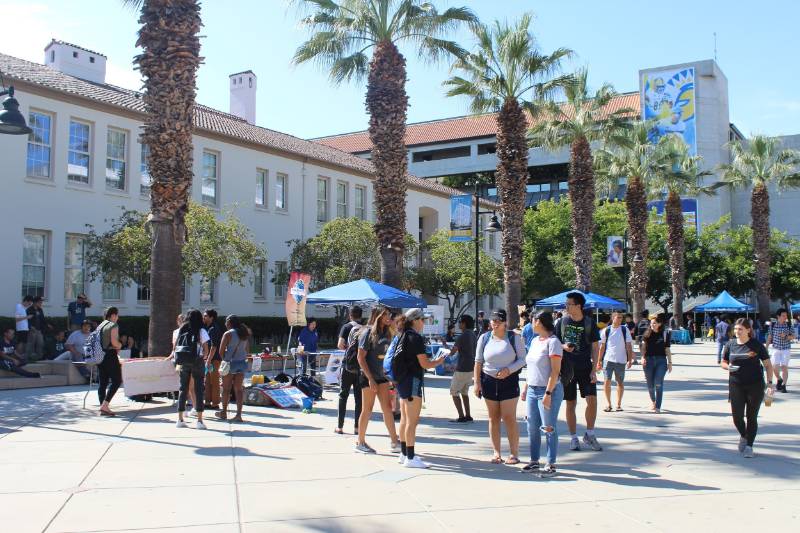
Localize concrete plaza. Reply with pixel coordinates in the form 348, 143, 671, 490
0, 342, 798, 533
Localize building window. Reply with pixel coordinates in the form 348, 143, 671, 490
106, 128, 127, 190
89, 56, 95, 64
354, 185, 366, 220
336, 181, 348, 218
136, 272, 150, 302
202, 151, 218, 206
72, 51, 78, 58
275, 173, 288, 210
50, 50, 55, 62
255, 168, 267, 207
140, 143, 151, 197
274, 261, 288, 299
317, 177, 329, 223
64, 235, 86, 300
68, 120, 91, 184
26, 111, 52, 179
254, 260, 266, 299
102, 279, 122, 301
22, 231, 48, 298
200, 277, 216, 304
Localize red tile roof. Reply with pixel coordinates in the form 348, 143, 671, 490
314, 92, 641, 154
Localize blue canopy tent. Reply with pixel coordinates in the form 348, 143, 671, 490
791, 303, 800, 313
693, 290, 754, 313
535, 290, 626, 311
306, 278, 428, 309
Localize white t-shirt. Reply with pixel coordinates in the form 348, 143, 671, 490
15, 303, 29, 331
601, 325, 631, 364
66, 330, 89, 355
526, 334, 563, 387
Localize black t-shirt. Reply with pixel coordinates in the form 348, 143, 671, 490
400, 328, 426, 379
555, 316, 600, 369
453, 330, 477, 372
644, 329, 671, 357
1, 338, 16, 355
29, 307, 46, 331
358, 327, 391, 379
723, 339, 769, 386
339, 320, 361, 346
207, 322, 224, 361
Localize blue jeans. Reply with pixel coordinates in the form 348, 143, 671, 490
717, 341, 725, 363
526, 383, 564, 465
644, 356, 668, 409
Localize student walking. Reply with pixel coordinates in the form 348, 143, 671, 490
598, 311, 634, 412
721, 318, 774, 458
642, 315, 673, 413
97, 307, 123, 417
474, 309, 526, 464
216, 315, 250, 422
521, 311, 564, 477
355, 306, 399, 454
447, 315, 476, 423
336, 305, 364, 434
767, 308, 794, 393
174, 309, 210, 429
555, 292, 602, 452
715, 316, 731, 364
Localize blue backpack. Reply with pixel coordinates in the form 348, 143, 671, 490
478, 330, 519, 358
383, 333, 405, 382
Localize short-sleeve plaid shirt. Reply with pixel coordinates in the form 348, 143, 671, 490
769, 322, 793, 350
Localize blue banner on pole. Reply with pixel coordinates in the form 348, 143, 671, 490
449, 194, 473, 242
647, 198, 699, 234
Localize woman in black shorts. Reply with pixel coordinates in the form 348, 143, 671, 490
473, 309, 526, 464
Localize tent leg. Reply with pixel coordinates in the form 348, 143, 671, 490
284, 325, 293, 374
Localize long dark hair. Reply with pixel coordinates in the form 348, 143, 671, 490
644, 314, 665, 339
226, 315, 250, 340
180, 309, 203, 338
535, 311, 555, 334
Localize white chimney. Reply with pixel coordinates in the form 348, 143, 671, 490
229, 70, 256, 124
44, 39, 107, 84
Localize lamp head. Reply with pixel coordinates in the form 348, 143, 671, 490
485, 214, 502, 233
0, 87, 33, 135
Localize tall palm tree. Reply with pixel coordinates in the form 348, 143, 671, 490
124, 0, 202, 355
595, 122, 668, 319
443, 14, 570, 328
653, 137, 710, 326
718, 136, 800, 320
293, 0, 476, 288
530, 68, 630, 292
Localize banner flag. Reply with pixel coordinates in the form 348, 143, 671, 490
285, 272, 311, 327
449, 194, 473, 242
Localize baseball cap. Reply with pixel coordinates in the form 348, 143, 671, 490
404, 308, 425, 321
490, 309, 507, 322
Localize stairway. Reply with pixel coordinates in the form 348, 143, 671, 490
0, 361, 86, 390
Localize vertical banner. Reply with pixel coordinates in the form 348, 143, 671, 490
285, 272, 311, 327
607, 236, 624, 268
641, 67, 697, 155
449, 194, 473, 242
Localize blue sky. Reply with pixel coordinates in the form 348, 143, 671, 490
5, 0, 799, 139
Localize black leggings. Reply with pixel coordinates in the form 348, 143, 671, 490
178, 359, 206, 412
337, 370, 362, 430
98, 352, 122, 404
730, 381, 764, 446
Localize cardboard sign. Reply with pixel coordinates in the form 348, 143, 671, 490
321, 350, 345, 386
264, 386, 307, 408
122, 358, 179, 397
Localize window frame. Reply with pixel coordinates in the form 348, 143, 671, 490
336, 181, 348, 218
102, 278, 123, 302
200, 277, 217, 304
105, 127, 128, 191
136, 272, 151, 303
354, 185, 367, 220
254, 260, 267, 299
26, 109, 54, 180
22, 230, 49, 299
255, 168, 268, 208
63, 234, 87, 301
201, 150, 220, 207
274, 261, 288, 300
67, 119, 92, 185
316, 176, 329, 223
275, 172, 288, 211
140, 143, 151, 197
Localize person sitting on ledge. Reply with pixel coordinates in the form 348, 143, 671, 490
0, 327, 41, 378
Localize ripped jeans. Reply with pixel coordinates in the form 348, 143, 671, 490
526, 382, 564, 465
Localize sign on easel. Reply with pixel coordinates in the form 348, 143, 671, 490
322, 350, 345, 386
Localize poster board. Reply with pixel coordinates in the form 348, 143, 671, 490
321, 350, 345, 386
264, 386, 307, 408
422, 305, 445, 336
122, 358, 179, 397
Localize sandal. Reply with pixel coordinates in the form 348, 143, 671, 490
215, 410, 227, 420
505, 456, 520, 465
490, 455, 503, 464
615, 407, 624, 412
334, 428, 344, 434
603, 406, 613, 412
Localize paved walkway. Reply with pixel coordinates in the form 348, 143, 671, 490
1, 342, 798, 533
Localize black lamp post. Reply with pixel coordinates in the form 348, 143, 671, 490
474, 181, 502, 325
0, 85, 32, 135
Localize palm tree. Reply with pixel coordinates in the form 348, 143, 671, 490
653, 137, 710, 326
595, 122, 668, 320
124, 0, 202, 355
292, 0, 476, 288
530, 68, 630, 292
718, 136, 800, 320
443, 14, 570, 328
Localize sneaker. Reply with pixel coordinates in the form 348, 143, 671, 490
404, 456, 430, 469
398, 453, 406, 465
540, 464, 557, 478
777, 379, 784, 392
355, 443, 376, 454
448, 417, 468, 423
196, 420, 207, 430
176, 420, 187, 428
521, 461, 540, 473
390, 441, 400, 453
780, 384, 788, 393
189, 409, 198, 418
742, 446, 754, 458
738, 437, 747, 453
569, 437, 581, 451
583, 433, 603, 451
465, 416, 474, 422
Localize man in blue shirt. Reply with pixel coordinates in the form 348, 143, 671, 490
67, 294, 92, 331
297, 318, 319, 376
520, 310, 536, 350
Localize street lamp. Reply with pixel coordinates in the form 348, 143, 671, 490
474, 181, 502, 327
0, 75, 33, 135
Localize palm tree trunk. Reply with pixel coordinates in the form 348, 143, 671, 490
752, 183, 771, 321
665, 190, 685, 327
367, 40, 408, 289
569, 136, 595, 292
625, 175, 649, 319
135, 0, 202, 355
495, 97, 528, 329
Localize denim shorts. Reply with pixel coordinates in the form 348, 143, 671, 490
397, 374, 424, 400
229, 359, 248, 374
603, 361, 627, 382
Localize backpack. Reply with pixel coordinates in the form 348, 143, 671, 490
383, 333, 405, 382
83, 323, 108, 365
342, 323, 366, 374
292, 374, 323, 400
174, 329, 200, 366
601, 324, 631, 345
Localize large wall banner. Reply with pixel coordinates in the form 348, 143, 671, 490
449, 194, 473, 242
285, 272, 311, 327
641, 67, 697, 155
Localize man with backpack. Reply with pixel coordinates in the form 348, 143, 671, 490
555, 292, 602, 452
597, 311, 634, 413
335, 305, 364, 435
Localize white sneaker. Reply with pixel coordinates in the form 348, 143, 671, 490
390, 440, 400, 453
196, 420, 207, 430
742, 446, 754, 458
176, 420, 187, 428
404, 456, 430, 469
398, 453, 406, 465
189, 409, 198, 418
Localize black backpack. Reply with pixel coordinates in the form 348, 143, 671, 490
174, 329, 200, 365
343, 324, 366, 374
